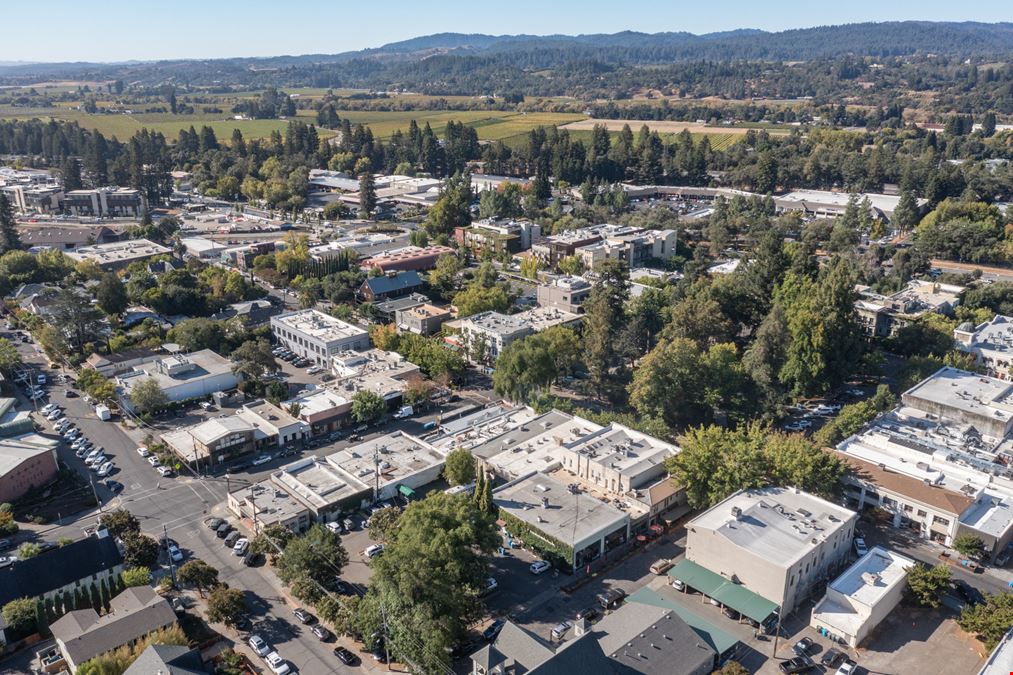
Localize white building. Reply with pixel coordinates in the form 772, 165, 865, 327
854, 280, 964, 339
494, 470, 630, 572
444, 312, 532, 362
835, 367, 1013, 559
117, 349, 238, 410
955, 314, 1013, 380
66, 239, 171, 270
810, 546, 914, 647
325, 431, 449, 503
271, 309, 370, 366
686, 487, 857, 611
181, 236, 231, 260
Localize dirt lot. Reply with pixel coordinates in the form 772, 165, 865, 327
559, 119, 789, 135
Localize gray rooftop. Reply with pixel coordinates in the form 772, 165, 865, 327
595, 604, 715, 675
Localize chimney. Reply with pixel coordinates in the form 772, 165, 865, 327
731, 506, 742, 519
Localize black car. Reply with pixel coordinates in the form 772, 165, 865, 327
215, 522, 233, 538
792, 636, 814, 656
596, 588, 627, 610
483, 619, 506, 641
333, 647, 358, 666
65, 390, 78, 398
243, 552, 262, 567
332, 578, 352, 595
234, 615, 252, 632
779, 656, 814, 674
955, 579, 985, 605
205, 518, 223, 530
293, 608, 316, 624
158, 536, 178, 550
821, 648, 845, 667
104, 480, 123, 493
721, 606, 741, 621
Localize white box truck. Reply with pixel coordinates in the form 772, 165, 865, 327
95, 404, 111, 421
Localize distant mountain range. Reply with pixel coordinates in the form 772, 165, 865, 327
1, 22, 1011, 85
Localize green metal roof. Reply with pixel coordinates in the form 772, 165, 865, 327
668, 559, 779, 624
628, 587, 740, 656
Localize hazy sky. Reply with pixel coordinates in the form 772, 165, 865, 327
3, 0, 1011, 63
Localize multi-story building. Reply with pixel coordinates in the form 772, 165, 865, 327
854, 280, 964, 338
955, 314, 1013, 380
443, 312, 533, 362
454, 219, 541, 256
357, 270, 425, 303
0, 434, 59, 503
773, 189, 925, 223
536, 276, 592, 314
63, 187, 147, 218
395, 303, 452, 336
531, 227, 609, 269
1, 184, 63, 214
835, 366, 1013, 559
576, 227, 678, 269
271, 309, 370, 366
686, 486, 857, 611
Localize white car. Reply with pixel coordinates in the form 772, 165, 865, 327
46, 410, 63, 421
63, 428, 79, 440
71, 438, 87, 451
364, 544, 385, 559
86, 454, 106, 468
232, 538, 249, 556
248, 634, 271, 656
136, 446, 150, 457
84, 448, 103, 463
836, 661, 857, 675
264, 652, 291, 675
157, 466, 173, 477
854, 537, 869, 557
529, 560, 551, 575
96, 461, 114, 477
41, 403, 58, 415
252, 454, 272, 466
148, 456, 161, 467
167, 544, 184, 562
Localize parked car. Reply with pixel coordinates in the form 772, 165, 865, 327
156, 466, 173, 477
310, 624, 332, 641
670, 578, 686, 591
483, 619, 506, 641
575, 606, 600, 623
243, 552, 262, 567
596, 588, 627, 610
721, 606, 741, 620
836, 659, 858, 675
480, 576, 498, 596
649, 559, 674, 575
529, 560, 551, 575
136, 447, 150, 457
232, 538, 249, 556
205, 518, 223, 530
343, 517, 356, 531
105, 480, 124, 493
821, 648, 845, 668
333, 646, 358, 666
224, 531, 241, 548
216, 522, 233, 538
167, 544, 184, 563
252, 454, 272, 466
248, 634, 271, 656
550, 620, 573, 640
853, 537, 868, 557
96, 461, 114, 477
792, 637, 815, 656
264, 652, 290, 675
364, 543, 385, 559
779, 656, 814, 674
293, 608, 316, 624
0, 539, 11, 551
954, 579, 985, 605
147, 456, 161, 467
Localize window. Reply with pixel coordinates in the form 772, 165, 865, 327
917, 509, 927, 517
902, 504, 913, 513
933, 515, 950, 526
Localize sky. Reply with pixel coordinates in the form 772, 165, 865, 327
3, 0, 1011, 63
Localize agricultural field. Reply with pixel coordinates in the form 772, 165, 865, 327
332, 109, 587, 141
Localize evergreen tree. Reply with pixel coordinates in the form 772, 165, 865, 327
61, 157, 83, 191
89, 583, 101, 611
358, 171, 376, 219
35, 598, 49, 637
0, 194, 19, 253
893, 190, 920, 232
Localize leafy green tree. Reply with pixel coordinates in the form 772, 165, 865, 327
453, 284, 510, 317
368, 507, 402, 543
718, 661, 750, 675
265, 380, 290, 404
492, 335, 556, 402
276, 524, 348, 589
96, 273, 128, 316
127, 377, 169, 415
424, 172, 472, 237
178, 560, 219, 597
49, 288, 106, 353
167, 318, 226, 352
230, 338, 278, 379
427, 254, 462, 301
0, 337, 22, 375
906, 563, 951, 608
249, 523, 294, 560
557, 255, 585, 276
0, 194, 20, 254
17, 542, 41, 559
2, 598, 37, 634
120, 567, 152, 588
959, 591, 1013, 649
812, 385, 895, 447
121, 532, 160, 568
893, 190, 920, 232
952, 533, 986, 560
0, 510, 16, 536
443, 448, 476, 486
350, 389, 386, 424
206, 586, 246, 627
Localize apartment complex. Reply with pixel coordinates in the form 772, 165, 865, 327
955, 314, 1013, 380
855, 280, 964, 338
454, 219, 541, 256
271, 309, 370, 365
536, 276, 592, 314
686, 487, 857, 611
63, 187, 147, 218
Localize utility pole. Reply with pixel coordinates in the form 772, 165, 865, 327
249, 484, 259, 533
89, 472, 103, 513
164, 524, 178, 588
373, 444, 384, 504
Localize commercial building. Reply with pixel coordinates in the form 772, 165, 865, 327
835, 367, 1013, 558
326, 432, 450, 503
854, 280, 964, 338
536, 276, 592, 314
358, 245, 456, 273
773, 189, 924, 222
444, 312, 533, 362
50, 586, 176, 673
810, 546, 915, 647
454, 219, 541, 256
531, 227, 611, 269
271, 309, 370, 365
228, 478, 312, 533
65, 239, 172, 270
470, 174, 529, 194
181, 236, 231, 260
2, 184, 63, 214
0, 532, 123, 609
494, 471, 630, 572
470, 620, 619, 675
594, 603, 717, 675
283, 387, 352, 435
357, 270, 425, 303
83, 348, 161, 377
514, 306, 582, 332
472, 409, 604, 479
18, 224, 126, 251
308, 234, 400, 262
162, 400, 306, 465
396, 303, 452, 336
0, 434, 60, 503
63, 187, 147, 218
955, 314, 1013, 380
269, 456, 370, 523
686, 487, 857, 611
373, 293, 429, 324
116, 349, 238, 410
576, 227, 678, 269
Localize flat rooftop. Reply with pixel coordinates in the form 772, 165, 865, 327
959, 491, 1013, 538
0, 434, 58, 475
453, 311, 531, 337
325, 432, 447, 486
284, 387, 350, 417
272, 309, 368, 343
690, 487, 856, 568
118, 349, 233, 392
958, 315, 1013, 357
777, 190, 904, 214
494, 471, 628, 548
513, 306, 582, 332
399, 303, 451, 320
545, 275, 591, 291
484, 414, 603, 478
430, 406, 546, 451
829, 546, 914, 607
244, 480, 308, 524
903, 366, 1013, 424
564, 423, 678, 482
67, 238, 170, 263
272, 457, 368, 510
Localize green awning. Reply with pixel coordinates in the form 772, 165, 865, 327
398, 484, 416, 498
668, 559, 779, 624
628, 587, 740, 657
